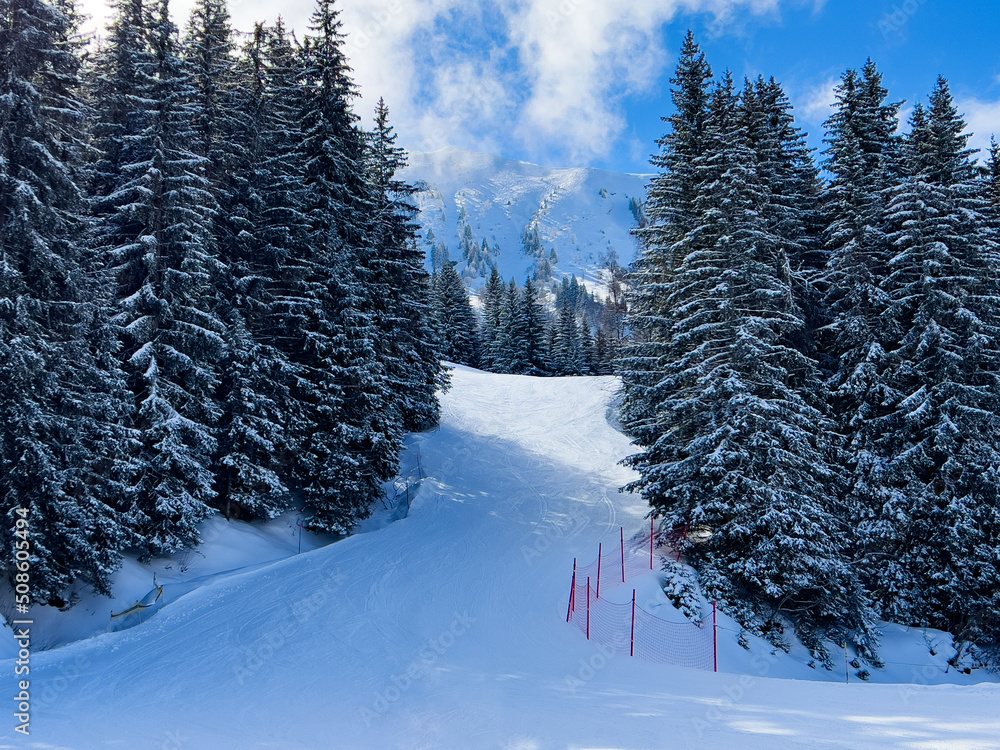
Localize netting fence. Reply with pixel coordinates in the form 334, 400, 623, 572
566, 522, 717, 671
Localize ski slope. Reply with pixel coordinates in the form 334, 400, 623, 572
7, 367, 1000, 749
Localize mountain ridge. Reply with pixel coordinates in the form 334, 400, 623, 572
403, 146, 651, 293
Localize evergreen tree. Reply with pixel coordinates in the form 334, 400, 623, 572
870, 79, 1000, 652
183, 0, 238, 185
986, 138, 1000, 211
624, 74, 873, 658
366, 97, 445, 430
551, 297, 583, 375
495, 279, 529, 374
621, 31, 713, 437
432, 263, 479, 366
819, 62, 904, 570
289, 0, 396, 533
215, 319, 291, 520
520, 278, 548, 375
479, 266, 504, 370
0, 0, 133, 599
741, 76, 824, 350
431, 239, 450, 275
97, 0, 225, 556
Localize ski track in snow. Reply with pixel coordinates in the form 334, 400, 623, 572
6, 367, 1000, 749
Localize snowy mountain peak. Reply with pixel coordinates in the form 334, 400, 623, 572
403, 147, 650, 292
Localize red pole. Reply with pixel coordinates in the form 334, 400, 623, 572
586, 577, 591, 640
621, 526, 626, 583
713, 600, 718, 673
676, 520, 689, 562
630, 589, 636, 657
650, 517, 654, 570
596, 543, 602, 599
566, 559, 577, 622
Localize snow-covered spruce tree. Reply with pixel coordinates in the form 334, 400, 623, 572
430, 238, 450, 276
181, 5, 296, 520
550, 297, 584, 375
431, 263, 479, 367
0, 0, 134, 600
479, 266, 504, 370
208, 21, 310, 519
366, 98, 446, 430
870, 80, 1000, 654
986, 138, 1000, 212
288, 0, 398, 533
495, 279, 529, 374
624, 74, 874, 659
96, 0, 224, 556
817, 62, 904, 577
183, 0, 238, 185
741, 76, 824, 353
620, 30, 713, 439
214, 319, 291, 520
87, 0, 147, 204
821, 62, 902, 375
520, 278, 549, 375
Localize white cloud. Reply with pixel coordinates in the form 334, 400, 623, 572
77, 0, 803, 165
798, 76, 838, 127
957, 97, 1000, 158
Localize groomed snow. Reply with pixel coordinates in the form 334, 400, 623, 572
5, 367, 999, 749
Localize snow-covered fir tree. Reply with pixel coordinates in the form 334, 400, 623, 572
289, 0, 397, 533
494, 279, 528, 374
550, 297, 585, 375
479, 266, 505, 370
624, 71, 874, 658
432, 262, 479, 367
97, 0, 225, 556
519, 278, 549, 375
741, 75, 824, 350
0, 0, 134, 600
620, 30, 713, 438
366, 97, 446, 431
870, 79, 1000, 654
818, 62, 905, 586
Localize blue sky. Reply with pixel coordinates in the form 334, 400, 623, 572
79, 0, 1000, 174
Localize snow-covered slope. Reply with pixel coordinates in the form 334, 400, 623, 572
404, 147, 650, 290
8, 367, 999, 749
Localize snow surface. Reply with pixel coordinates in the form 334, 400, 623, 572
4, 367, 999, 749
404, 147, 649, 291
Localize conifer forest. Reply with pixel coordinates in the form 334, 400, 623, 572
3, 0, 1000, 673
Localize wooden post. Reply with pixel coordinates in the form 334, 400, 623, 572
650, 517, 654, 570
630, 589, 636, 657
566, 559, 577, 622
596, 543, 602, 599
713, 600, 718, 673
586, 577, 591, 640
620, 526, 626, 583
